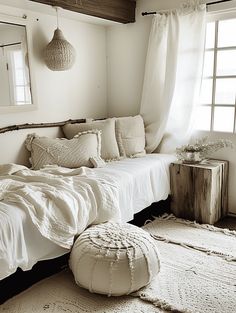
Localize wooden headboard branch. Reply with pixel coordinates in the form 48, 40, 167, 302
0, 119, 85, 134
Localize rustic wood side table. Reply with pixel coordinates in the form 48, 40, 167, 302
170, 159, 228, 224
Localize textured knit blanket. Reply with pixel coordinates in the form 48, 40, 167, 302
0, 164, 120, 249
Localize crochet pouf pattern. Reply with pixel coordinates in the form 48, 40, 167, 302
69, 222, 160, 296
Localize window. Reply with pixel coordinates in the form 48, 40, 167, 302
196, 17, 236, 132
5, 44, 32, 105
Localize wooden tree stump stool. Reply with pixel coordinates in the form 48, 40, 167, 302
170, 159, 228, 224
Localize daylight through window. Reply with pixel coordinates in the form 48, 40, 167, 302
196, 17, 236, 132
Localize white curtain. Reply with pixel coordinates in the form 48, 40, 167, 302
140, 3, 206, 153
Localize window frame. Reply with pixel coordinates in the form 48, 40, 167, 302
199, 10, 236, 133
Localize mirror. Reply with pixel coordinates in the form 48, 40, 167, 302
0, 17, 36, 113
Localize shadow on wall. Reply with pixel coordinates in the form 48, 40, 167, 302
31, 24, 48, 64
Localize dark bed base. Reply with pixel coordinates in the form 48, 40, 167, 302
0, 198, 170, 304
129, 197, 170, 227
0, 254, 69, 304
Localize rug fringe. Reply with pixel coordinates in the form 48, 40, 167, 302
137, 292, 192, 313
151, 214, 236, 237
150, 233, 236, 262
144, 214, 236, 261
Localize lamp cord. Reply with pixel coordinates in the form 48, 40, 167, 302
55, 0, 83, 29
56, 7, 59, 29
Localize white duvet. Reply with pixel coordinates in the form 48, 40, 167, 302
0, 164, 120, 249
0, 154, 176, 280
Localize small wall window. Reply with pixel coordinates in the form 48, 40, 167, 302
196, 16, 236, 132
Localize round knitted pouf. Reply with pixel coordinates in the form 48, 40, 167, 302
69, 222, 160, 296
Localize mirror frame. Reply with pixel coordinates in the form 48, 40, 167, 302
0, 13, 37, 114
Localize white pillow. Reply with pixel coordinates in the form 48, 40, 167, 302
25, 130, 101, 170
115, 115, 146, 157
62, 119, 120, 161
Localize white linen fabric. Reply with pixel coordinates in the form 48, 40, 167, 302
0, 164, 119, 250
0, 154, 175, 280
0, 201, 68, 281
62, 119, 120, 161
115, 115, 146, 157
140, 2, 206, 153
25, 131, 101, 170
95, 154, 176, 221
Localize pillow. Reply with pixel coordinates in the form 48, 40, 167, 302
25, 130, 101, 170
115, 115, 146, 157
89, 156, 106, 168
62, 119, 120, 161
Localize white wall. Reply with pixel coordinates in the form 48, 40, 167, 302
0, 1, 108, 127
107, 0, 236, 215
107, 0, 183, 117
193, 131, 236, 215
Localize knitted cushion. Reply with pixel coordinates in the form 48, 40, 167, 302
69, 222, 160, 296
115, 115, 146, 158
25, 130, 101, 170
63, 119, 120, 161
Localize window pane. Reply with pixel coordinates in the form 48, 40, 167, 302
200, 79, 213, 104
205, 22, 215, 49
203, 51, 214, 77
13, 50, 24, 68
215, 78, 236, 104
15, 86, 26, 103
195, 106, 211, 131
217, 50, 236, 76
213, 107, 235, 132
218, 18, 236, 47
15, 69, 26, 85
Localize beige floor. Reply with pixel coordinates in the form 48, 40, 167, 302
1, 216, 236, 313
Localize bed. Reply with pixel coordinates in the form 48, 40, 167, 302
0, 118, 176, 283
0, 154, 175, 280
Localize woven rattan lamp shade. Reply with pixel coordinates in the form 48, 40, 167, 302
44, 28, 76, 71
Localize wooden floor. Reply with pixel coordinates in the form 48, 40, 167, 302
215, 216, 236, 230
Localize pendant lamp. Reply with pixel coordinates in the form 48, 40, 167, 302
44, 7, 76, 71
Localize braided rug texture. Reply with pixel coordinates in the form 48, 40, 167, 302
1, 215, 235, 313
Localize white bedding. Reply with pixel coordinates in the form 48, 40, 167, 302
0, 154, 175, 280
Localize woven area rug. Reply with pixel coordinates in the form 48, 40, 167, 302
1, 214, 236, 313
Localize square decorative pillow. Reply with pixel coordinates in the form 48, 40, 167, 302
115, 115, 146, 158
62, 119, 120, 161
25, 130, 101, 170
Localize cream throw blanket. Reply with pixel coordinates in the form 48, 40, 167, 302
0, 164, 120, 249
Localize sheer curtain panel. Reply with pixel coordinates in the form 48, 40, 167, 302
140, 3, 206, 153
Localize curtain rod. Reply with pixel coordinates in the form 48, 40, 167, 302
142, 0, 233, 16
0, 42, 21, 48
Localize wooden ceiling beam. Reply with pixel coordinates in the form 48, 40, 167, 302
30, 0, 136, 24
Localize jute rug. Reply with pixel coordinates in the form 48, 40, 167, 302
1, 214, 236, 313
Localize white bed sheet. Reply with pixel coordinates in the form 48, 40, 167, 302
0, 153, 175, 280
97, 153, 176, 221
